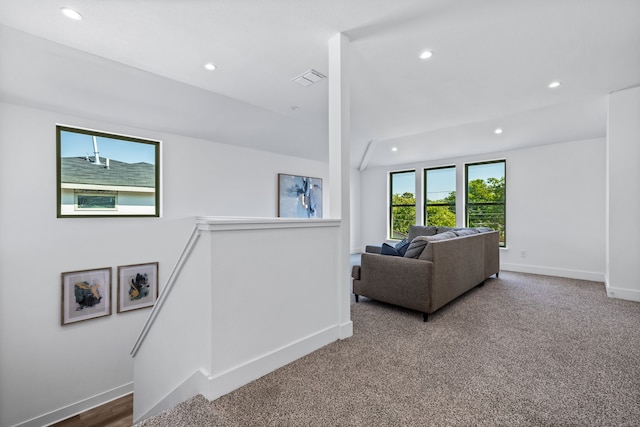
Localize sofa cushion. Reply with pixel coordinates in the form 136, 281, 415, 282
475, 227, 493, 233
351, 265, 361, 280
454, 228, 480, 236
418, 231, 459, 261
408, 225, 438, 241
381, 243, 401, 256
436, 226, 453, 234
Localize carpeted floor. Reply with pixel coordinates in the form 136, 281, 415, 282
136, 271, 640, 426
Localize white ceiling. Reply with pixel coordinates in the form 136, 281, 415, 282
1, 0, 638, 168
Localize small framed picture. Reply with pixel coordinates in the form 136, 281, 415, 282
117, 262, 159, 313
61, 267, 112, 325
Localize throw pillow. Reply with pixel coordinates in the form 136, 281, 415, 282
418, 231, 459, 261
380, 243, 401, 256
403, 236, 430, 258
394, 238, 410, 256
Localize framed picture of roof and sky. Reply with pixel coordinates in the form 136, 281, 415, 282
56, 125, 160, 217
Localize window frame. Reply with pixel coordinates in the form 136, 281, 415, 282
56, 125, 161, 218
389, 169, 416, 240
423, 165, 456, 227
465, 159, 506, 246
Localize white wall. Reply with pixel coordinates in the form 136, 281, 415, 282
0, 102, 329, 427
607, 86, 640, 301
358, 138, 606, 281
349, 168, 362, 252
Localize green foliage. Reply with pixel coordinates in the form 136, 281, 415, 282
426, 190, 456, 227
391, 192, 415, 238
426, 206, 456, 227
467, 177, 506, 244
468, 177, 505, 203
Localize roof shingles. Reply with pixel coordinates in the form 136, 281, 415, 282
61, 157, 155, 188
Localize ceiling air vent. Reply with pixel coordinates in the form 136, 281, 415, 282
292, 69, 326, 87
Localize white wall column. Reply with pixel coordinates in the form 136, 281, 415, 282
606, 85, 640, 301
328, 33, 353, 338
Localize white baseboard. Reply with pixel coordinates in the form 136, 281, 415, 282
13, 383, 133, 427
133, 369, 209, 423
204, 324, 340, 401
500, 263, 605, 283
604, 275, 640, 302
134, 324, 342, 424
339, 320, 353, 339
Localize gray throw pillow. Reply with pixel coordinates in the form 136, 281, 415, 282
418, 231, 459, 261
403, 236, 430, 258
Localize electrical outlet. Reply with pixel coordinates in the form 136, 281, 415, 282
521, 250, 527, 258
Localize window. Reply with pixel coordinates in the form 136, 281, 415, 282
75, 191, 117, 210
57, 125, 160, 217
466, 160, 506, 246
424, 166, 456, 227
389, 170, 415, 239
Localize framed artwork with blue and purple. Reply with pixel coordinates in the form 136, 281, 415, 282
278, 173, 323, 218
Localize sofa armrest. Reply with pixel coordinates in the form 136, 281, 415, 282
354, 253, 433, 313
365, 244, 382, 254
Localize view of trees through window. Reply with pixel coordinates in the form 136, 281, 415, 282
466, 160, 506, 246
389, 162, 505, 245
389, 170, 415, 239
424, 166, 456, 227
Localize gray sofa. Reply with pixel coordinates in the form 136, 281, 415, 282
352, 226, 500, 321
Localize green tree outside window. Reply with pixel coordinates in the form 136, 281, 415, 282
390, 171, 415, 239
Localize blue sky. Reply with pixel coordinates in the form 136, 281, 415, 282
60, 130, 156, 164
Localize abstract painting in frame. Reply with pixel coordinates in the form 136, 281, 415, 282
56, 125, 161, 217
117, 262, 159, 313
278, 173, 323, 218
61, 267, 112, 325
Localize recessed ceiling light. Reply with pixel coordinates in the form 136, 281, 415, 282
204, 63, 217, 71
290, 106, 299, 111
391, 147, 398, 152
61, 7, 82, 20
494, 128, 503, 135
548, 81, 561, 89
419, 50, 434, 60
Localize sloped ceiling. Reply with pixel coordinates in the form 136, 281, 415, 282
0, 0, 638, 168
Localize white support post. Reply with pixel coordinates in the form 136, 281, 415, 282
328, 33, 353, 339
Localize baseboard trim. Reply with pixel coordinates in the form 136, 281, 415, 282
339, 320, 353, 339
204, 324, 340, 401
133, 369, 209, 423
13, 383, 133, 427
500, 263, 605, 283
605, 282, 640, 302
134, 324, 341, 424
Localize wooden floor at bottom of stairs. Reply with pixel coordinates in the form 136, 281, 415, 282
51, 394, 133, 427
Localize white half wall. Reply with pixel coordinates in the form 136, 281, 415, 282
606, 86, 640, 302
357, 138, 607, 282
132, 218, 345, 423
0, 102, 329, 427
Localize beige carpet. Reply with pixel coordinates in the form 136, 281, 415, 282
136, 272, 640, 426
